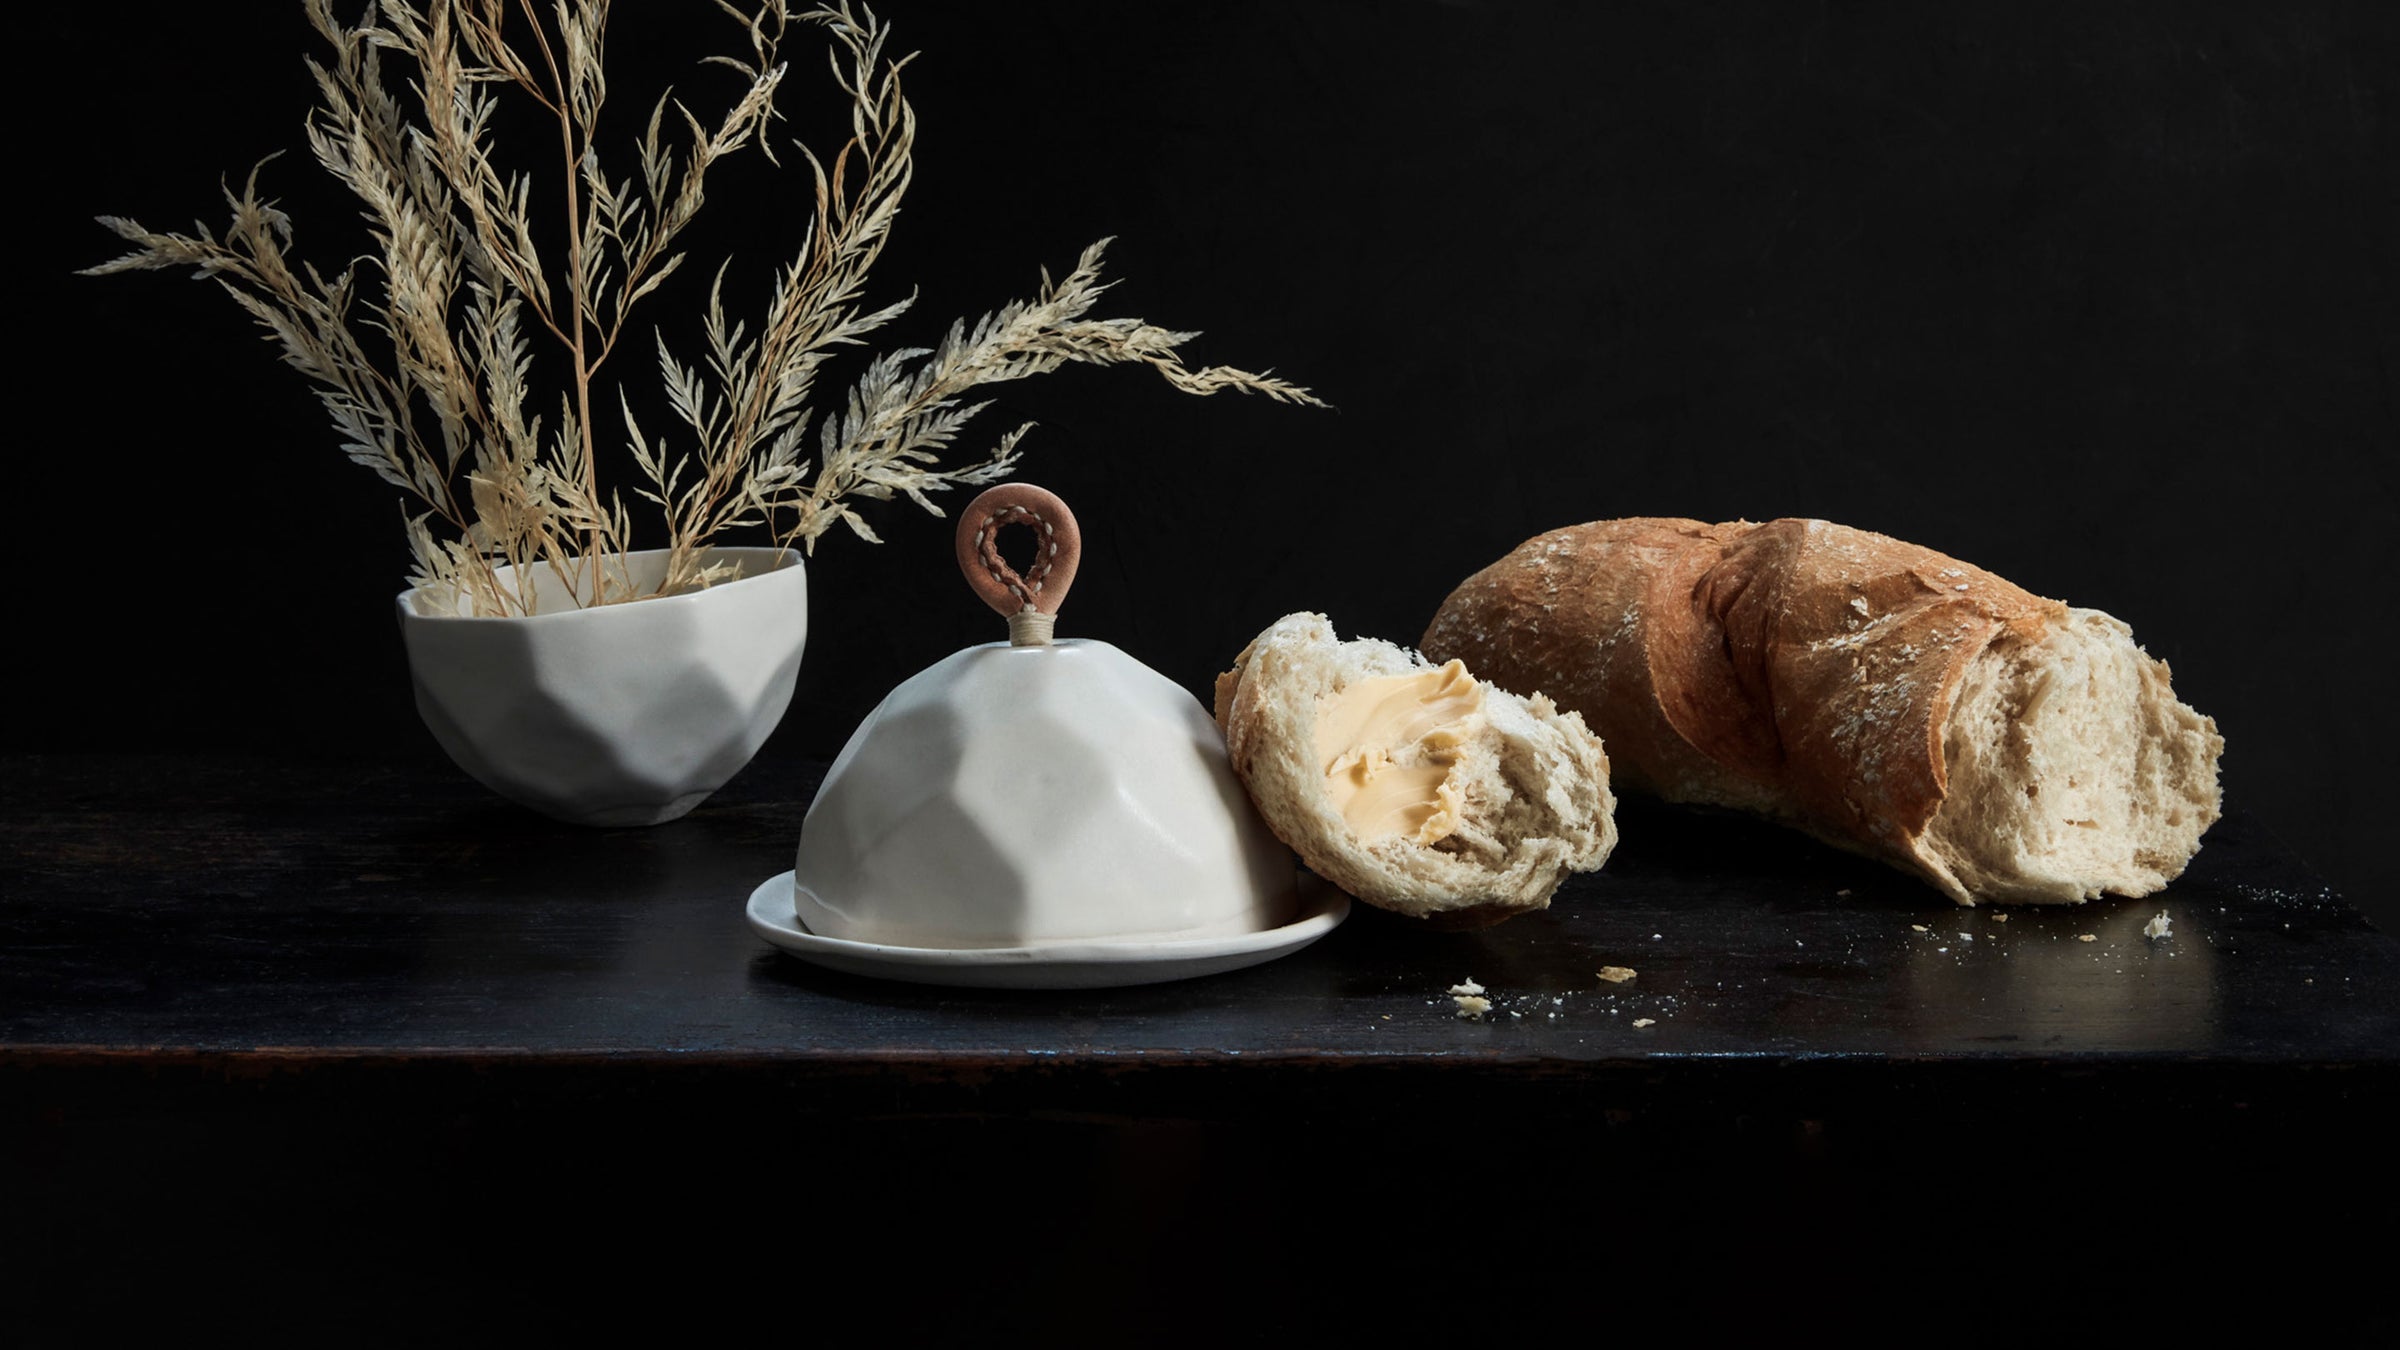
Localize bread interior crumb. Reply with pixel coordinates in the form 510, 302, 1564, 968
1924, 609, 2220, 903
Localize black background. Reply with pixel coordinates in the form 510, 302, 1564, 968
28, 1, 2396, 932
16, 2, 2399, 1335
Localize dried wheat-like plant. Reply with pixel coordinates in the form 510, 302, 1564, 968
85, 1, 1320, 616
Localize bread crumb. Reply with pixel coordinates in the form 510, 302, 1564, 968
1597, 966, 1637, 984
1631, 1018, 1657, 1029
1836, 888, 1852, 897
2076, 934, 2098, 943
2144, 911, 2172, 941
1992, 913, 2009, 923
1911, 924, 1930, 933
1448, 978, 1490, 1018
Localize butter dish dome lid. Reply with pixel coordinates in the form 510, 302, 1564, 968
791, 484, 1298, 950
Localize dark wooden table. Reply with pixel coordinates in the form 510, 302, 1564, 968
8, 752, 2397, 1337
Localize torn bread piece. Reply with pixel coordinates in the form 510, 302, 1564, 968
1213, 612, 1617, 927
1421, 517, 2224, 906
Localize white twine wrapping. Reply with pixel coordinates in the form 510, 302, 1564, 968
1007, 608, 1056, 647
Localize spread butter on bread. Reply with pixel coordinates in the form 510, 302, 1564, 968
1214, 613, 1618, 927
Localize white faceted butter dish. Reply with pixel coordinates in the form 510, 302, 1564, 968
795, 637, 1296, 947
757, 484, 1338, 984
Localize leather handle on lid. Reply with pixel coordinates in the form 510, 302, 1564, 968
955, 483, 1081, 646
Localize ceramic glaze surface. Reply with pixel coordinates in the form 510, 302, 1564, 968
749, 872, 1345, 988
794, 640, 1296, 947
396, 547, 806, 826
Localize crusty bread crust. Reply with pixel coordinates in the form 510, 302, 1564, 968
1214, 613, 1617, 926
1422, 518, 2221, 905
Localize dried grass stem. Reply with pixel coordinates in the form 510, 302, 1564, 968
86, 1, 1321, 616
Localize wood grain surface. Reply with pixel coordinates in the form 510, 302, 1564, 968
6, 752, 2394, 1336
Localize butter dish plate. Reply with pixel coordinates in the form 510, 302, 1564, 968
746, 870, 1348, 989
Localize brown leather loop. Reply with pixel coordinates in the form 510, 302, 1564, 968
955, 483, 1082, 623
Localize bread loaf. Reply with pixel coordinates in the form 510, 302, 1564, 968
1421, 518, 2223, 905
1214, 613, 1618, 927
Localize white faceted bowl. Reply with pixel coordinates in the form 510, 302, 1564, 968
794, 639, 1296, 948
396, 547, 807, 826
